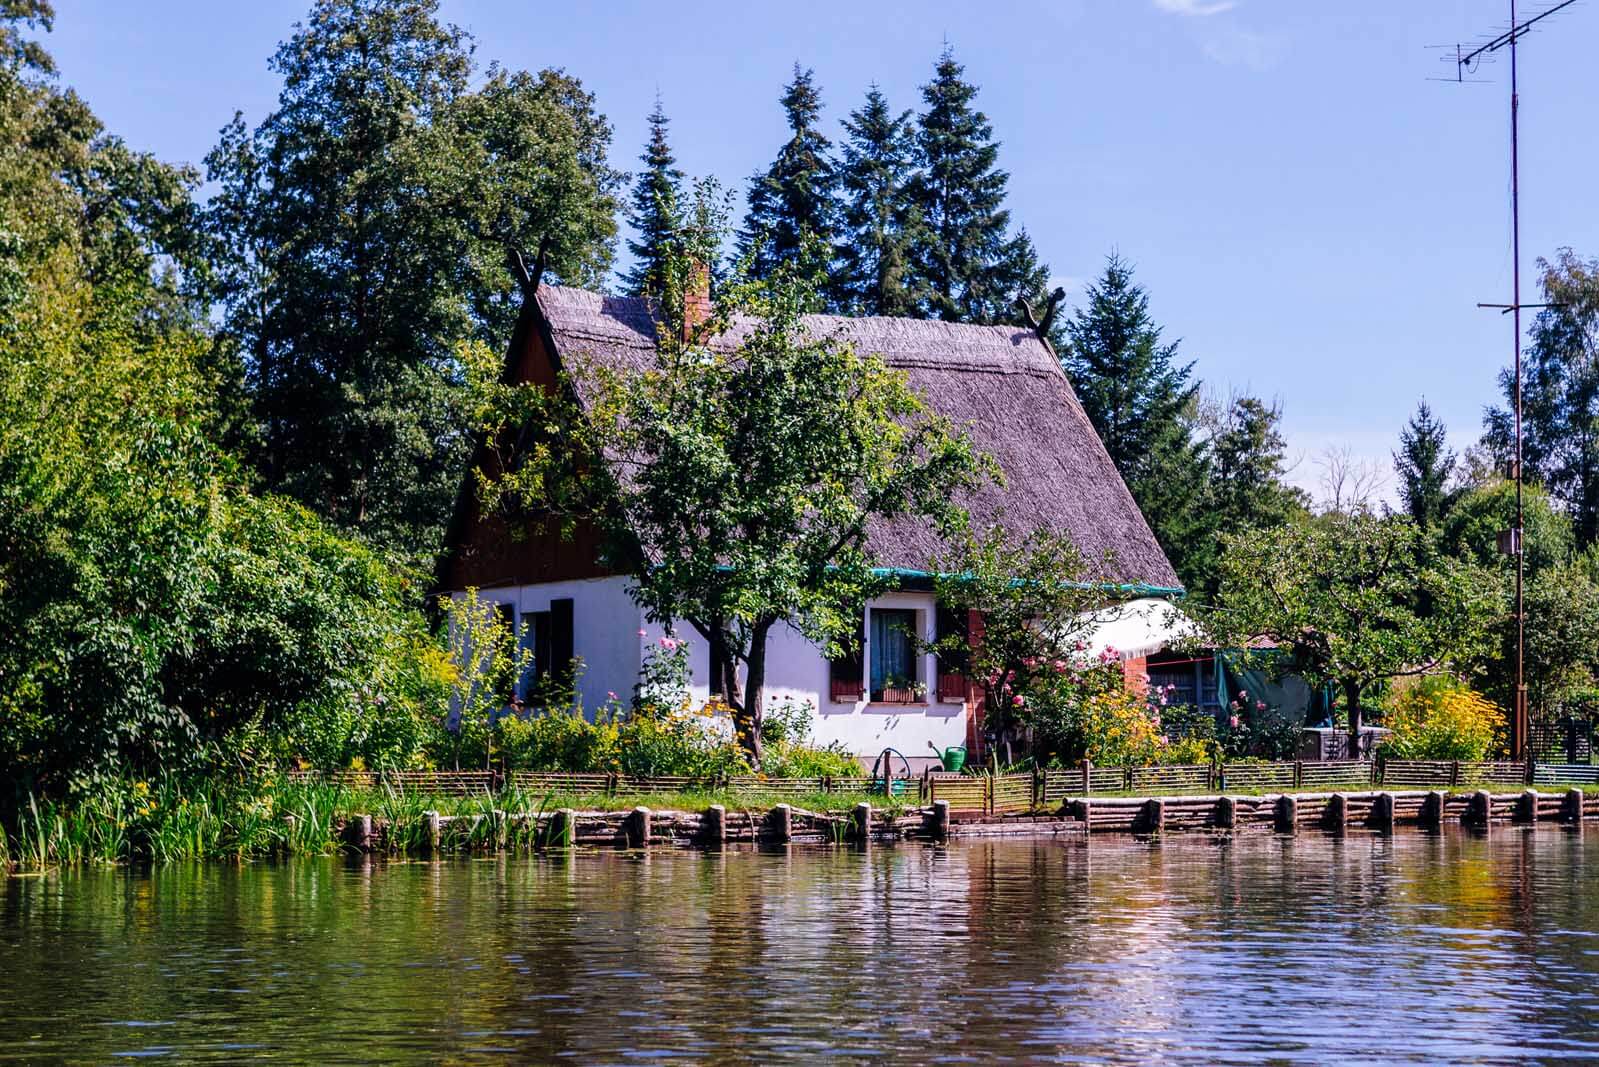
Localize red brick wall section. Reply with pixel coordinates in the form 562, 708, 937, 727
1123, 655, 1149, 697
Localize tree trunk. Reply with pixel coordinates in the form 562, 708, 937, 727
738, 619, 777, 770
1344, 679, 1364, 759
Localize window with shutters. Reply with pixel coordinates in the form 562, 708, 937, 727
934, 604, 970, 703
828, 617, 865, 703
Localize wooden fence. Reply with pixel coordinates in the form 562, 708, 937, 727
284, 758, 1592, 808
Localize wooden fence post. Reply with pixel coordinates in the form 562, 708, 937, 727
702, 805, 724, 848
925, 799, 951, 840
1466, 790, 1492, 828
1325, 793, 1347, 833
851, 802, 871, 843
423, 810, 440, 856
1081, 759, 1092, 795
1032, 766, 1043, 810
1275, 794, 1298, 834
1372, 793, 1395, 834
1450, 762, 1462, 788
1564, 788, 1585, 827
1124, 766, 1134, 792
345, 813, 372, 852
985, 776, 995, 817
1215, 795, 1236, 830
1293, 761, 1303, 790
549, 808, 574, 849
625, 807, 652, 849
1139, 798, 1164, 835
1515, 790, 1538, 824
768, 804, 792, 844
1421, 791, 1445, 830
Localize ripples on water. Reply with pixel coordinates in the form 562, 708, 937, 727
2, 829, 1597, 1063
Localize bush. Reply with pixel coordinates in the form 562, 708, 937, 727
1378, 677, 1505, 761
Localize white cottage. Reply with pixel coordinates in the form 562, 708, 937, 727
439, 281, 1184, 765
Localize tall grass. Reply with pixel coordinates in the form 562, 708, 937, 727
2, 776, 909, 874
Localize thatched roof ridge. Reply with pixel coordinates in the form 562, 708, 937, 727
534, 285, 1182, 592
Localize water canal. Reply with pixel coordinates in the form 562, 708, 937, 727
3, 828, 1598, 1063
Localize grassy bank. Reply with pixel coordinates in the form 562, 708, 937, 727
0, 777, 912, 872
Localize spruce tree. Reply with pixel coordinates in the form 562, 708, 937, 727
1395, 399, 1456, 531
835, 86, 919, 316
907, 48, 1043, 324
620, 97, 683, 301
738, 64, 837, 294
1063, 254, 1211, 587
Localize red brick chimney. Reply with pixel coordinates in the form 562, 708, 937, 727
682, 258, 710, 341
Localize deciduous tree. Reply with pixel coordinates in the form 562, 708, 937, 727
1207, 513, 1499, 756
207, 0, 620, 563
471, 237, 990, 767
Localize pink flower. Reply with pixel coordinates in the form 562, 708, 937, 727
637, 628, 647, 637
1255, 701, 1267, 711
1157, 735, 1169, 745
1022, 656, 1038, 669
1052, 659, 1067, 672
607, 690, 618, 701
1151, 716, 1162, 728
660, 636, 679, 650
1238, 690, 1249, 700
1229, 715, 1241, 729
1011, 695, 1025, 707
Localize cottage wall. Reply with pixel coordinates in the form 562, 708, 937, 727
470, 581, 971, 760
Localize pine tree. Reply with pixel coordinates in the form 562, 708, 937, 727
1063, 254, 1211, 587
1395, 399, 1456, 530
907, 48, 1043, 324
738, 64, 837, 293
835, 86, 919, 316
620, 97, 683, 301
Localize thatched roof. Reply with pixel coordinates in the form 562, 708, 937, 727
534, 285, 1182, 592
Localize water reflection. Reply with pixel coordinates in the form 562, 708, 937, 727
2, 828, 1597, 1063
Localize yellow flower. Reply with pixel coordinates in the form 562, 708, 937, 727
132, 781, 149, 796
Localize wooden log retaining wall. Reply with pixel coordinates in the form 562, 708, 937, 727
317, 788, 1599, 855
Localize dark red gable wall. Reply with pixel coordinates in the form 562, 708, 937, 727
442, 311, 613, 591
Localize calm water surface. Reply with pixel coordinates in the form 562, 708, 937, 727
3, 828, 1599, 1064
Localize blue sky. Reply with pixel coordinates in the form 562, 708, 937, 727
47, 1, 1599, 501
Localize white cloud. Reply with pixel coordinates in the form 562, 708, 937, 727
1154, 0, 1237, 15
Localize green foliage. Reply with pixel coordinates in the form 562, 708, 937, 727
835, 87, 921, 317
206, 0, 621, 563
1439, 477, 1572, 577
932, 525, 1116, 758
1206, 512, 1501, 750
907, 48, 1048, 325
1378, 676, 1505, 761
619, 97, 683, 301
1210, 399, 1310, 531
738, 65, 839, 295
1484, 250, 1599, 547
474, 227, 988, 766
1395, 400, 1456, 531
1063, 254, 1210, 591
0, 4, 438, 800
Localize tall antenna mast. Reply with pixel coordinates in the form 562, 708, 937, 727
1449, 0, 1578, 761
